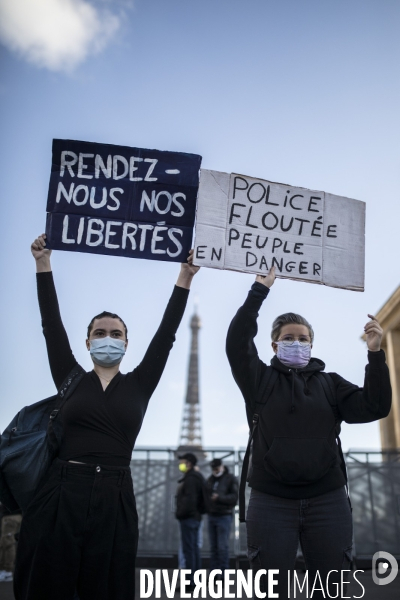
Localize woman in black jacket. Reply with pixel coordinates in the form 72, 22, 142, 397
226, 267, 391, 598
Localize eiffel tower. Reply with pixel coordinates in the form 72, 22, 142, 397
177, 308, 205, 456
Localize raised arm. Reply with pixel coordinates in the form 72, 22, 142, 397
31, 234, 78, 388
226, 268, 276, 409
134, 250, 199, 398
333, 314, 391, 423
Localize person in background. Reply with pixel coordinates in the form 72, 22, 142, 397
206, 458, 238, 576
175, 453, 205, 589
178, 463, 204, 571
0, 503, 22, 582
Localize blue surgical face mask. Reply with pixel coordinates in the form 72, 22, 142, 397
276, 341, 311, 369
89, 336, 126, 367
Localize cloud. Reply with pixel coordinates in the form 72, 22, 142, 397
0, 0, 121, 72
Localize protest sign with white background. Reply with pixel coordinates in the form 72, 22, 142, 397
193, 170, 365, 291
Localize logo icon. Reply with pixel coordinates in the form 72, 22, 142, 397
372, 551, 399, 586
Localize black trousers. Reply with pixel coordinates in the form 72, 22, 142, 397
14, 458, 138, 600
246, 486, 353, 599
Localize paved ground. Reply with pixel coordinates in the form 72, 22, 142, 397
1, 569, 399, 599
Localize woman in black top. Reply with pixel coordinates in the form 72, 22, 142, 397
226, 267, 391, 599
14, 233, 199, 600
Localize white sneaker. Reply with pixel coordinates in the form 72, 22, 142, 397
0, 571, 13, 582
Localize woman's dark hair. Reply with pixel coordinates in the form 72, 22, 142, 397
87, 311, 128, 339
271, 313, 314, 343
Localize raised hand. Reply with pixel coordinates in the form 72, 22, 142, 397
256, 266, 276, 289
176, 249, 200, 289
182, 249, 200, 277
364, 314, 383, 352
31, 233, 52, 272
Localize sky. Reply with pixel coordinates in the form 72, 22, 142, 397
0, 0, 399, 453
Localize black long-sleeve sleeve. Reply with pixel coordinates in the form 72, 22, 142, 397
226, 282, 270, 410
330, 351, 392, 423
129, 285, 189, 400
37, 271, 79, 389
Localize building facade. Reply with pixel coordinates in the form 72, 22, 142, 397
373, 284, 400, 449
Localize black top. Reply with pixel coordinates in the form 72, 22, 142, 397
37, 272, 189, 466
226, 282, 392, 499
175, 469, 206, 521
206, 467, 238, 515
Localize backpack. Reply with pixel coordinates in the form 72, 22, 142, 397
0, 364, 85, 513
239, 368, 350, 522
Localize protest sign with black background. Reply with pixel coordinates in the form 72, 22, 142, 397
46, 139, 202, 262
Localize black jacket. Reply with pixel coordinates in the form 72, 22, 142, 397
175, 469, 205, 521
226, 282, 392, 499
206, 467, 238, 515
